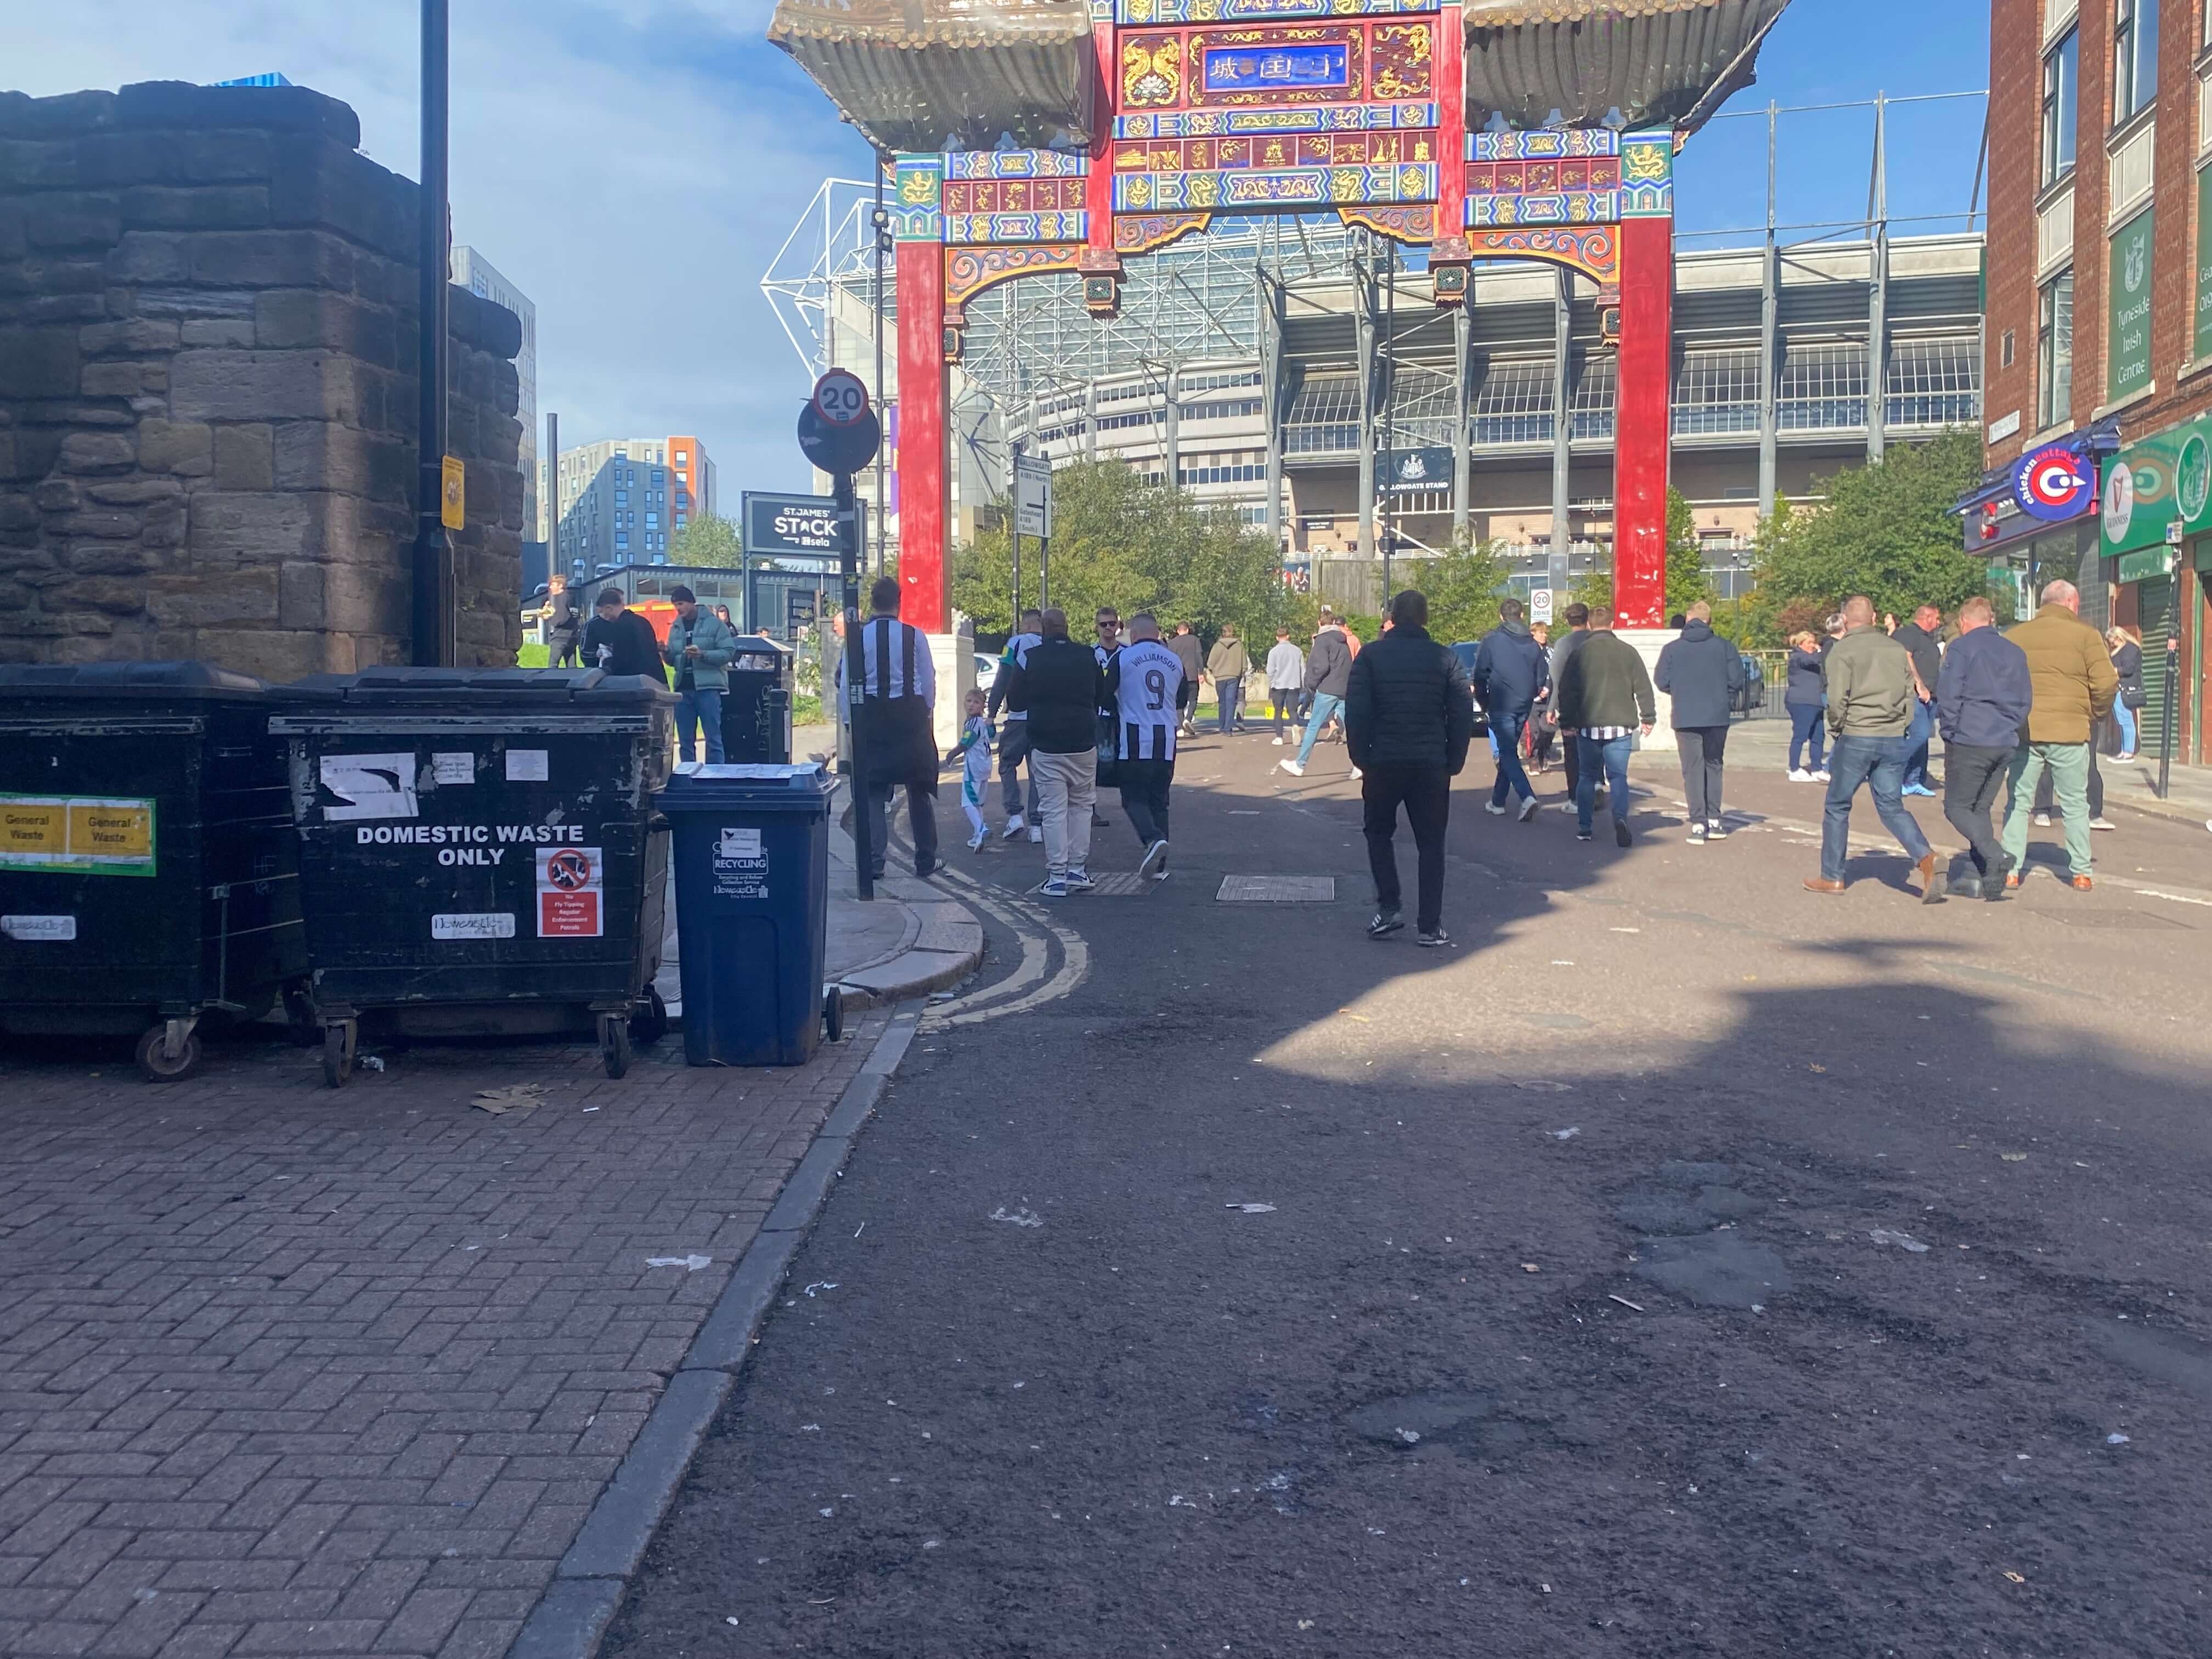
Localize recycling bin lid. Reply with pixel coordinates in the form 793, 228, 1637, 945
659, 761, 835, 806
286, 667, 675, 707
0, 660, 274, 701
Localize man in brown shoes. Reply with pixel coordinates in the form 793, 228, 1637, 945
1803, 596, 1942, 903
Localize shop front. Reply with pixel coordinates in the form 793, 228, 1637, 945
1959, 426, 2112, 625
2100, 415, 2210, 768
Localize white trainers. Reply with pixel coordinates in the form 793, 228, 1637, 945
1277, 758, 1306, 777
1138, 839, 1169, 878
1813, 770, 1831, 782
1787, 768, 1813, 782
1272, 736, 1285, 746
1348, 766, 1362, 780
1485, 801, 1508, 816
1028, 825, 1044, 844
1517, 795, 1540, 822
1064, 868, 1096, 891
1002, 815, 1025, 840
2033, 811, 2052, 828
1706, 819, 1730, 839
967, 828, 988, 852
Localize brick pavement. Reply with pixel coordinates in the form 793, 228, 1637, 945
0, 1015, 888, 1659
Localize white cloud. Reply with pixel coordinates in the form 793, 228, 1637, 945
6, 0, 871, 496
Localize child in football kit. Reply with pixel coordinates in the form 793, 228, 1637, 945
946, 687, 995, 851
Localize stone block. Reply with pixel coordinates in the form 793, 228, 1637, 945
77, 127, 273, 188
0, 89, 116, 138
4, 427, 60, 481
43, 608, 116, 636
269, 138, 413, 261
146, 565, 279, 628
278, 558, 325, 627
86, 477, 181, 506
140, 495, 185, 548
213, 423, 275, 490
0, 328, 79, 398
121, 184, 272, 232
3, 292, 109, 326
57, 431, 133, 475
321, 559, 408, 637
0, 199, 24, 261
63, 539, 159, 575
113, 81, 362, 148
180, 318, 256, 347
272, 421, 410, 502
56, 509, 140, 539
198, 625, 341, 682
0, 492, 37, 529
170, 350, 342, 422
0, 138, 76, 189
32, 479, 79, 512
189, 229, 351, 291
254, 288, 392, 362
187, 489, 314, 565
137, 286, 255, 319
106, 230, 189, 283
136, 417, 212, 476
78, 317, 178, 357
26, 192, 124, 250
80, 360, 152, 397
57, 574, 151, 614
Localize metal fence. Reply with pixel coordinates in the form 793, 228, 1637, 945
1741, 650, 1789, 719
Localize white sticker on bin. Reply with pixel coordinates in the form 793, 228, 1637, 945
433, 912, 515, 940
718, 827, 763, 859
321, 753, 419, 821
505, 749, 549, 781
2, 915, 75, 941
432, 753, 475, 785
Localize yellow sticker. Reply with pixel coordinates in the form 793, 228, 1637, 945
442, 454, 466, 531
0, 794, 157, 877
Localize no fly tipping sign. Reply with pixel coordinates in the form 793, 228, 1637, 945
798, 369, 882, 478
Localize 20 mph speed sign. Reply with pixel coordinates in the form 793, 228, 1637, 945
812, 369, 869, 427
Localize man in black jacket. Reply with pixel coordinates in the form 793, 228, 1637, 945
1893, 603, 1945, 795
579, 590, 667, 684
1000, 608, 1107, 898
1345, 590, 1475, 946
1653, 601, 1746, 843
1472, 596, 1548, 822
1279, 608, 1357, 778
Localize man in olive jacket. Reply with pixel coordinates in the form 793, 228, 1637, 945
1554, 607, 1655, 847
2000, 579, 2119, 890
1345, 590, 1475, 946
1804, 595, 1937, 900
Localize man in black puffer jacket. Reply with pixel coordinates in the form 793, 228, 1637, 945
1345, 590, 1475, 947
1653, 601, 1746, 843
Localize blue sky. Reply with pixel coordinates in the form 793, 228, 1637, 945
8, 0, 1992, 503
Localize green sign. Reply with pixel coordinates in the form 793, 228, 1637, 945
2108, 208, 2156, 404
2197, 168, 2212, 363
2102, 410, 2212, 555
2115, 545, 2177, 583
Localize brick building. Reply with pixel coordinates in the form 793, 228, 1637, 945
1982, 0, 2211, 765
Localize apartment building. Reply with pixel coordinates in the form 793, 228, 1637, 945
551, 437, 717, 575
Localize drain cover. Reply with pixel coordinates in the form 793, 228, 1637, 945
1217, 875, 1336, 902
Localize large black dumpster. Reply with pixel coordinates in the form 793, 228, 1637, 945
270, 667, 675, 1086
0, 662, 313, 1081
719, 635, 793, 764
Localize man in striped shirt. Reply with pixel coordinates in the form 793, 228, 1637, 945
834, 577, 941, 879
1105, 613, 1182, 880
1553, 606, 1655, 847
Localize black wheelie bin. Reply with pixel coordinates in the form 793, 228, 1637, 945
270, 667, 675, 1086
718, 635, 794, 764
0, 662, 314, 1081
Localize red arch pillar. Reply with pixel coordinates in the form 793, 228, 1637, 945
1613, 213, 1672, 630
896, 238, 949, 633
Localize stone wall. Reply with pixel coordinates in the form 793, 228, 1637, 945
0, 80, 524, 676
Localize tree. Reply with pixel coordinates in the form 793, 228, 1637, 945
1404, 533, 1509, 644
1571, 487, 1709, 617
669, 514, 742, 568
1746, 428, 1988, 630
952, 460, 1290, 644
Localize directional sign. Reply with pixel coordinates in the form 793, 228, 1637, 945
812, 368, 870, 427
797, 403, 882, 477
1015, 453, 1053, 539
743, 491, 856, 558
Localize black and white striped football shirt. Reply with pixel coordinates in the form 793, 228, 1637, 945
1108, 639, 1183, 761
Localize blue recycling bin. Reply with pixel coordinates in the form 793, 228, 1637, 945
658, 763, 838, 1066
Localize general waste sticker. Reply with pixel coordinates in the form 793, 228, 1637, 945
320, 754, 419, 822
713, 826, 770, 900
3, 915, 76, 941
433, 912, 516, 940
432, 753, 476, 785
536, 845, 603, 937
0, 794, 156, 877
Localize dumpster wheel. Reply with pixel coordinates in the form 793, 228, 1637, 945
823, 989, 844, 1045
321, 1021, 357, 1088
599, 1013, 632, 1079
136, 1022, 204, 1084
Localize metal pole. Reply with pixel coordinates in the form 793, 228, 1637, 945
1451, 300, 1470, 535
1758, 99, 1779, 521
836, 470, 873, 901
2159, 632, 2179, 799
1866, 91, 1889, 463
1161, 363, 1180, 493
1009, 436, 1023, 622
1260, 263, 1283, 541
1355, 233, 1376, 564
1550, 267, 1572, 597
1380, 236, 1396, 597
872, 155, 889, 576
410, 0, 455, 668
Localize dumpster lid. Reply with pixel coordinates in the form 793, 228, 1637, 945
0, 659, 274, 699
659, 762, 836, 804
669, 762, 828, 785
287, 667, 675, 705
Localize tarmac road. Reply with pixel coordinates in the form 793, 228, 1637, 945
606, 722, 2212, 1658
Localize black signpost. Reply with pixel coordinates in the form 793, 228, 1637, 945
798, 373, 883, 900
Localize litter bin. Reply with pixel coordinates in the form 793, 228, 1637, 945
0, 662, 314, 1081
658, 763, 839, 1066
271, 667, 676, 1086
719, 636, 793, 765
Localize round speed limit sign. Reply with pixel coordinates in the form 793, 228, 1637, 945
811, 368, 870, 427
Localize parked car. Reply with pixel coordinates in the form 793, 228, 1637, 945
973, 653, 998, 696
1447, 642, 1491, 737
1733, 652, 1766, 716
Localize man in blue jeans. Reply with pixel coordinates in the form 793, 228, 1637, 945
1278, 609, 1358, 779
1553, 606, 1655, 847
1892, 603, 1945, 796
1472, 597, 1548, 822
1804, 595, 1940, 901
661, 585, 737, 765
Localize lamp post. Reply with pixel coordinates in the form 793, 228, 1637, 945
410, 0, 456, 667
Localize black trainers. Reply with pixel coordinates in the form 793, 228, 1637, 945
1415, 929, 1452, 948
1614, 818, 1633, 848
1367, 910, 1405, 938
